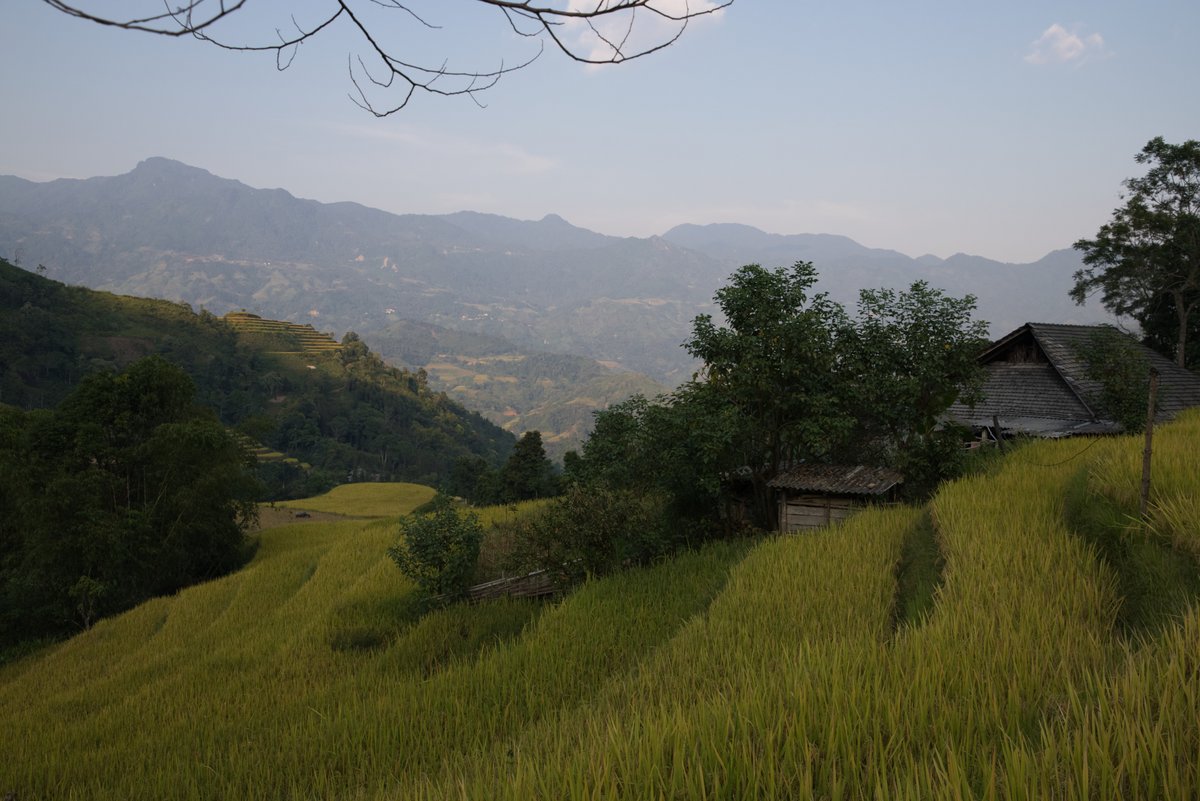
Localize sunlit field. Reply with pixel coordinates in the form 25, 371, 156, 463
3, 413, 1199, 799
274, 481, 437, 518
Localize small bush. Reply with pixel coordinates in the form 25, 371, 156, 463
503, 485, 682, 585
388, 495, 483, 602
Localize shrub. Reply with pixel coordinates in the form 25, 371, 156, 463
504, 485, 682, 585
388, 495, 483, 602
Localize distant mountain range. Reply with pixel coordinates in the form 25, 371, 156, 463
1, 157, 1117, 391
661, 222, 1111, 338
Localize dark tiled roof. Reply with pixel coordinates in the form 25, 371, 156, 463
952, 362, 1092, 421
768, 464, 904, 496
1027, 323, 1200, 421
948, 322, 1200, 436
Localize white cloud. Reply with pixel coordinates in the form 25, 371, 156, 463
562, 0, 726, 64
1024, 23, 1106, 65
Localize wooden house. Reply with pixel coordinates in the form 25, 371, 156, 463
768, 464, 904, 533
946, 322, 1200, 438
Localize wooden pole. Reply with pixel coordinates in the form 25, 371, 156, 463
992, 414, 1003, 451
1139, 368, 1160, 523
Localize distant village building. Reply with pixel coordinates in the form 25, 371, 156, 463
946, 322, 1200, 439
769, 465, 904, 533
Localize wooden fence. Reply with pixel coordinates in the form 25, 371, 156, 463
464, 569, 560, 602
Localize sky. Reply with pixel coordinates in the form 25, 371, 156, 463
2, 1, 1199, 264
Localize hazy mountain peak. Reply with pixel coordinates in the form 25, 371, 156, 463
126, 157, 230, 186
441, 210, 613, 250
133, 156, 205, 173
662, 223, 911, 264
663, 222, 769, 246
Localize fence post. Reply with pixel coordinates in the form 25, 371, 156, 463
1139, 367, 1160, 523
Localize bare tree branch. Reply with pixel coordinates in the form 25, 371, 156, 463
40, 0, 732, 115
41, 0, 247, 36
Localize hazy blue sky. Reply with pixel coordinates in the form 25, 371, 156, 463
3, 1, 1198, 263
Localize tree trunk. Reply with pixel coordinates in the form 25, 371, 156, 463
1174, 290, 1189, 368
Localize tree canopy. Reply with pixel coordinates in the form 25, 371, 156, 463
573, 263, 988, 528
840, 281, 988, 494
0, 357, 260, 645
1073, 137, 1200, 368
685, 262, 849, 523
1072, 327, 1156, 433
499, 430, 559, 502
388, 494, 484, 602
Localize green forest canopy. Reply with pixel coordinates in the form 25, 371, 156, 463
0, 258, 514, 497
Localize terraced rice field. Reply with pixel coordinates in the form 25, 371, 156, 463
223, 311, 342, 353
275, 482, 437, 519
3, 412, 1199, 800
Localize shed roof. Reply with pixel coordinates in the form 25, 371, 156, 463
768, 464, 904, 496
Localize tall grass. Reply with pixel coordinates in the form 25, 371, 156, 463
274, 481, 436, 518
424, 505, 918, 800
3, 416, 1200, 799
419, 436, 1125, 799
0, 513, 746, 800
1087, 409, 1200, 559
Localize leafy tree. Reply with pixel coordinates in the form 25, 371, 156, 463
577, 385, 735, 525
339, 331, 370, 365
1138, 292, 1200, 370
498, 430, 559, 502
1073, 137, 1200, 368
841, 281, 988, 497
0, 357, 260, 645
503, 484, 676, 585
576, 266, 989, 526
1073, 327, 1155, 433
445, 455, 493, 503
685, 262, 851, 525
388, 495, 484, 602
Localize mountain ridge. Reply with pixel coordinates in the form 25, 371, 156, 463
0, 157, 1119, 390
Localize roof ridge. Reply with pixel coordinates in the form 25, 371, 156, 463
1026, 321, 1120, 331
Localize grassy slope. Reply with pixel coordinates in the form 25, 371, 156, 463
274, 482, 437, 518
3, 414, 1200, 799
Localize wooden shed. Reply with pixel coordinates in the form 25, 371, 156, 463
769, 464, 904, 533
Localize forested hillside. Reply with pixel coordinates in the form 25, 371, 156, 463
0, 259, 513, 495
